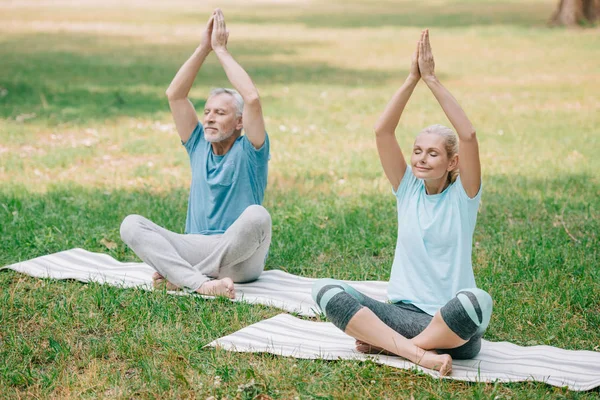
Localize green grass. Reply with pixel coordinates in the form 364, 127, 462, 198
1, 0, 599, 398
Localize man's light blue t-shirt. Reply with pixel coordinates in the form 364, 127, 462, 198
183, 123, 269, 235
387, 166, 482, 316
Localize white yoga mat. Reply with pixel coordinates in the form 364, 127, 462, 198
207, 314, 600, 391
1, 248, 387, 316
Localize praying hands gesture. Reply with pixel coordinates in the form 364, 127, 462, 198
211, 9, 229, 52
418, 29, 436, 82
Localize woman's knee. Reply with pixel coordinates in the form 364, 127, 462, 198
311, 279, 364, 331
441, 288, 493, 340
459, 288, 492, 334
312, 279, 363, 310
311, 278, 344, 310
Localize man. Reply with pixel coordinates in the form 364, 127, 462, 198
120, 9, 271, 299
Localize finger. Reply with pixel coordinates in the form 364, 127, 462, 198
218, 12, 225, 32
426, 29, 432, 56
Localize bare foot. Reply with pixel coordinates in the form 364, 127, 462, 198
355, 340, 395, 355
152, 272, 181, 291
416, 350, 452, 376
197, 278, 235, 299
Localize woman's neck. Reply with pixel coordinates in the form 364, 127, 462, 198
424, 175, 450, 195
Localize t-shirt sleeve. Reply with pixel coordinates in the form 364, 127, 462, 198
452, 175, 482, 229
183, 123, 204, 155
393, 166, 418, 200
241, 132, 270, 166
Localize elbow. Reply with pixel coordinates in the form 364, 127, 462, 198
374, 126, 391, 138
462, 130, 477, 142
244, 92, 260, 106
165, 88, 182, 102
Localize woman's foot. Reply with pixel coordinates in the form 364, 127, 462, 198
152, 272, 181, 291
415, 350, 452, 376
356, 340, 451, 376
355, 340, 395, 355
197, 278, 235, 299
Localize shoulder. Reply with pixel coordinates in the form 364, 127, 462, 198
393, 166, 420, 199
241, 132, 270, 157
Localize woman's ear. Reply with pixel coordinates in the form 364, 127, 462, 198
448, 154, 459, 171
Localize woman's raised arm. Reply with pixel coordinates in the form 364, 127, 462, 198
374, 42, 421, 192
419, 30, 481, 198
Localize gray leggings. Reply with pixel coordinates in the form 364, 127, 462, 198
120, 205, 272, 291
312, 279, 492, 359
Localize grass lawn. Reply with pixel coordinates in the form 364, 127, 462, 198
1, 0, 599, 398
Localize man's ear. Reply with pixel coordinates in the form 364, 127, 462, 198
235, 116, 243, 131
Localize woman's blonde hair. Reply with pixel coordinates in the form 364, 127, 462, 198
419, 124, 459, 184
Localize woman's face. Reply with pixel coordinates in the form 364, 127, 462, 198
410, 133, 456, 180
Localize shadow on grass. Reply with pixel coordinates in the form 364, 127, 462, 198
0, 32, 394, 125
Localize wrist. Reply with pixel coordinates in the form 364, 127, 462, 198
423, 75, 438, 85
213, 47, 229, 56
195, 46, 211, 58
406, 74, 420, 85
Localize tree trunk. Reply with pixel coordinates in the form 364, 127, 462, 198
550, 0, 600, 26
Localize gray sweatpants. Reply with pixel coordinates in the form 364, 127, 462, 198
120, 205, 272, 291
312, 279, 493, 359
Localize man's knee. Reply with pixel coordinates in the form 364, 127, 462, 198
242, 205, 271, 230
120, 214, 145, 245
236, 205, 271, 241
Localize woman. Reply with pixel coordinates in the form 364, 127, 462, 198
311, 30, 492, 376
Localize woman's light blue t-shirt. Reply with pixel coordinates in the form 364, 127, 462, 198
183, 123, 269, 235
387, 166, 482, 315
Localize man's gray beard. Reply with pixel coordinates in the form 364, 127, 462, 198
205, 129, 236, 143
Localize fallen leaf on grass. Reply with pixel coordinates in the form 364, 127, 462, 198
100, 238, 117, 250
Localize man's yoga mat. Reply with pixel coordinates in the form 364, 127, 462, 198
1, 248, 387, 317
207, 314, 600, 391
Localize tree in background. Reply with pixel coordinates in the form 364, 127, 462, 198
550, 0, 600, 26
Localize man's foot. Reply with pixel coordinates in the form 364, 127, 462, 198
416, 350, 452, 376
355, 340, 395, 355
152, 272, 181, 291
197, 278, 235, 299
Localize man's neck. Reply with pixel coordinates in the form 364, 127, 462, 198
211, 132, 241, 155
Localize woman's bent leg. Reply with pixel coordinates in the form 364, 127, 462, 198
311, 279, 452, 375
411, 288, 493, 359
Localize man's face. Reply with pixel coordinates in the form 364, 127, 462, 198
203, 93, 242, 143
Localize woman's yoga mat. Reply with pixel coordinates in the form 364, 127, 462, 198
1, 248, 387, 316
206, 314, 600, 391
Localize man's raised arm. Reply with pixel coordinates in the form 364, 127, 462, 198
166, 14, 215, 143
211, 9, 266, 149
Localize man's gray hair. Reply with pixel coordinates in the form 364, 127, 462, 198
209, 88, 244, 117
